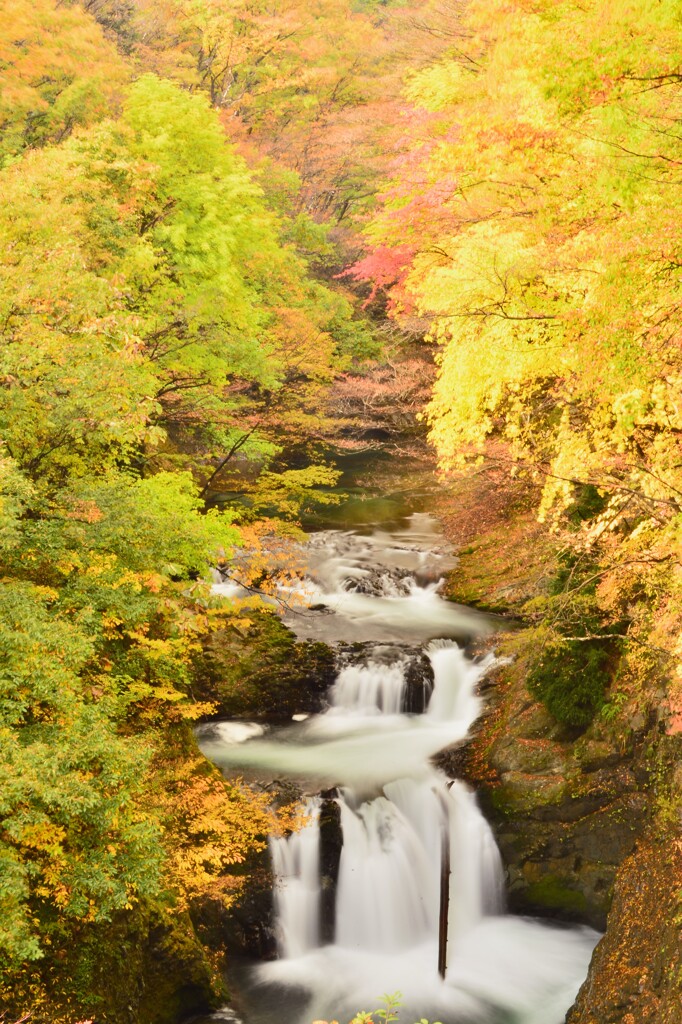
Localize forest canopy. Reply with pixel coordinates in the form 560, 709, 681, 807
348, 0, 682, 731
1, 0, 681, 1018
352, 0, 682, 521
0, 0, 385, 999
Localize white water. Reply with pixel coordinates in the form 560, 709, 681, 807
270, 798, 322, 959
333, 776, 504, 957
197, 641, 490, 788
200, 517, 598, 1024
330, 659, 408, 715
278, 514, 495, 646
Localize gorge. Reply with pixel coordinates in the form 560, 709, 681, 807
1, 1, 680, 1021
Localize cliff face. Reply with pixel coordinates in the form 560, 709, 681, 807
441, 653, 652, 930
567, 828, 682, 1024
435, 472, 681, 1020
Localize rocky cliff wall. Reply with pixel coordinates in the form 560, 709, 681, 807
436, 473, 681, 1021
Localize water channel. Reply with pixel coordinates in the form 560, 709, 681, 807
196, 460, 598, 1024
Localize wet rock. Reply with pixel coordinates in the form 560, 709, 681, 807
627, 710, 648, 734
334, 643, 435, 715
493, 788, 649, 929
444, 648, 653, 931
493, 771, 569, 815
509, 867, 589, 917
342, 566, 414, 595
217, 854, 277, 960
574, 738, 625, 773
403, 651, 435, 713
196, 611, 335, 722
567, 830, 682, 1024
492, 736, 571, 776
505, 700, 567, 741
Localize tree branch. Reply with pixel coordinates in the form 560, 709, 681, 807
199, 425, 261, 500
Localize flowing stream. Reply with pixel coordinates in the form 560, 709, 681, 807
198, 510, 598, 1024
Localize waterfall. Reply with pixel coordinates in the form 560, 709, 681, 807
269, 638, 504, 968
426, 640, 487, 724
270, 798, 322, 959
335, 787, 439, 951
202, 515, 598, 1024
264, 622, 503, 966
274, 776, 506, 963
446, 781, 505, 947
330, 659, 407, 715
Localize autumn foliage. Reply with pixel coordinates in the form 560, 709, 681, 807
0, 2, 380, 1014
2, 0, 682, 1019
353, 0, 682, 727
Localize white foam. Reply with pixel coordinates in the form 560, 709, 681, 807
204, 721, 265, 744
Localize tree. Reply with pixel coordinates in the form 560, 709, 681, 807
351, 0, 682, 520
0, 0, 129, 165
0, 62, 350, 1002
1, 73, 368, 493
348, 0, 682, 726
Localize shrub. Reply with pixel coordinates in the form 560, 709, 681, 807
527, 638, 610, 727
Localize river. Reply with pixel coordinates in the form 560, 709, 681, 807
196, 458, 598, 1024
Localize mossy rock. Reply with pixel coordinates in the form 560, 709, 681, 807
492, 735, 571, 776
490, 772, 569, 816
197, 610, 335, 720
524, 875, 589, 916
574, 739, 623, 773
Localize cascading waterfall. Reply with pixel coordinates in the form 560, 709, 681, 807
446, 782, 505, 944
334, 786, 439, 953
199, 515, 599, 1024
330, 659, 407, 715
425, 640, 484, 724
334, 777, 504, 956
269, 641, 504, 965
270, 798, 322, 959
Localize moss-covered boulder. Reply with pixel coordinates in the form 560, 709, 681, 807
197, 610, 336, 721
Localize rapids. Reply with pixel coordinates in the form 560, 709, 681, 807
197, 514, 598, 1024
